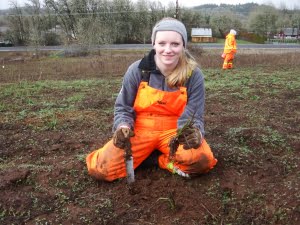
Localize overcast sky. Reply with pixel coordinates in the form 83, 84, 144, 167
1, 0, 299, 10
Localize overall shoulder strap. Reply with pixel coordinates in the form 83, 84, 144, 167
141, 70, 151, 82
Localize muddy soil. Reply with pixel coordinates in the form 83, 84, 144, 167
0, 51, 299, 225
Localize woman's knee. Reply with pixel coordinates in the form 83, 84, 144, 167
175, 143, 217, 174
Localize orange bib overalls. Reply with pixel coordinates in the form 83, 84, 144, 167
223, 34, 237, 69
86, 80, 217, 181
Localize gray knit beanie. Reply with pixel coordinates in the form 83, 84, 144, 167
151, 18, 187, 48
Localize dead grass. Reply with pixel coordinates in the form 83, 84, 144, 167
1, 47, 299, 84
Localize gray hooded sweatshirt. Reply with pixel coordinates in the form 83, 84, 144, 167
113, 49, 206, 136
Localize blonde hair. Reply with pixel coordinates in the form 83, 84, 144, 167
166, 50, 198, 88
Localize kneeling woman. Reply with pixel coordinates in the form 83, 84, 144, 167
86, 17, 217, 181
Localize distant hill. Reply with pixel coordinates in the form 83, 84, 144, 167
0, 9, 11, 15
191, 3, 267, 17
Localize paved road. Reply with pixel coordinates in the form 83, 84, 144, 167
0, 43, 300, 52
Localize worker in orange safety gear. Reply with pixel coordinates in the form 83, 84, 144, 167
222, 29, 237, 69
86, 17, 218, 182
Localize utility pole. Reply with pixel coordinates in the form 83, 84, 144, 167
175, 0, 179, 19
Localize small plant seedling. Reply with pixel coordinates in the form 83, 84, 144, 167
168, 112, 196, 159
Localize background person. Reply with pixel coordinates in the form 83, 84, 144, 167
86, 17, 217, 181
222, 29, 237, 69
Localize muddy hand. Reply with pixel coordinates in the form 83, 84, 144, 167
177, 127, 202, 150
113, 127, 134, 149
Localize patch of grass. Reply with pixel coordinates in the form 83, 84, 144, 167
54, 179, 69, 188
157, 196, 176, 210
0, 208, 31, 223
0, 103, 8, 112
260, 127, 285, 147
0, 162, 53, 171
0, 78, 119, 132
75, 154, 87, 163
46, 114, 58, 130
66, 93, 85, 104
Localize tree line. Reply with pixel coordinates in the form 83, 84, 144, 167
2, 0, 300, 46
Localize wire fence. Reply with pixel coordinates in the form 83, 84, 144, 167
267, 39, 300, 44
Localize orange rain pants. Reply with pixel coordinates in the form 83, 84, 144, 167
223, 52, 235, 69
222, 33, 237, 69
86, 81, 217, 181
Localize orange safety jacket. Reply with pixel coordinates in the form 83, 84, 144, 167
223, 33, 237, 54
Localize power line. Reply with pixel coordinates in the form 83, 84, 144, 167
3, 9, 173, 17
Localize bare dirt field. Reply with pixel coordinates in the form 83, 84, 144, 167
0, 48, 299, 224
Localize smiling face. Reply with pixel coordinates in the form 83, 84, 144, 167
153, 31, 184, 73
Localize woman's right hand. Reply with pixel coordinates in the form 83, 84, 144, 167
113, 127, 134, 148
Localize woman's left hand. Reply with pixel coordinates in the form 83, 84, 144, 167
177, 127, 202, 150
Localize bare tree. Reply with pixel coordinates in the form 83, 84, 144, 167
26, 0, 44, 48
45, 0, 78, 43
148, 0, 165, 33
180, 8, 207, 39
291, 11, 300, 31
248, 6, 278, 39
7, 1, 30, 45
131, 0, 151, 44
76, 0, 112, 46
210, 11, 242, 38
